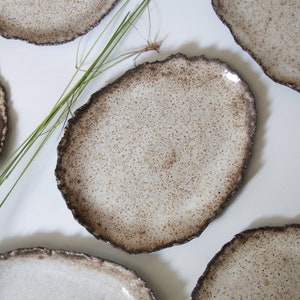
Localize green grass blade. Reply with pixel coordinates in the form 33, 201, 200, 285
0, 0, 151, 206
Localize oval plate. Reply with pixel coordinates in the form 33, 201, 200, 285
56, 54, 256, 253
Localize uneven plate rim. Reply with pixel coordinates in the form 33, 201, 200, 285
0, 84, 8, 155
55, 53, 257, 254
211, 0, 300, 92
191, 223, 300, 299
0, 0, 120, 45
0, 246, 156, 299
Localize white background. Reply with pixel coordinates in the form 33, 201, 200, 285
0, 0, 299, 299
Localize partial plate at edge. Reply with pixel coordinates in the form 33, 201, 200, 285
0, 84, 8, 155
0, 0, 119, 45
0, 247, 155, 299
192, 225, 300, 299
212, 0, 300, 92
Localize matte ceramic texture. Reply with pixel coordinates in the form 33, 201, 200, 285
56, 54, 256, 253
0, 0, 119, 44
0, 247, 155, 299
0, 84, 7, 155
212, 0, 300, 92
192, 225, 300, 299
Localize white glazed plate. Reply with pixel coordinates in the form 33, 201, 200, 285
0, 247, 155, 299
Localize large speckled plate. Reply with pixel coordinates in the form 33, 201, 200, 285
192, 225, 300, 299
0, 0, 119, 45
0, 247, 155, 299
0, 84, 7, 155
212, 0, 300, 92
55, 54, 256, 253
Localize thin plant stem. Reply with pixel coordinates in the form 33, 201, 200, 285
0, 0, 151, 206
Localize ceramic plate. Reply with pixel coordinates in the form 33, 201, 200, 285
0, 247, 155, 299
56, 54, 256, 253
0, 0, 119, 44
0, 84, 7, 155
212, 0, 300, 92
192, 225, 300, 299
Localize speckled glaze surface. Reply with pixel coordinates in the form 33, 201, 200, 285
0, 0, 119, 45
56, 54, 256, 253
0, 247, 155, 299
212, 0, 300, 92
192, 225, 300, 299
0, 84, 7, 155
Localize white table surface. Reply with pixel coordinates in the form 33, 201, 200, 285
0, 0, 299, 299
